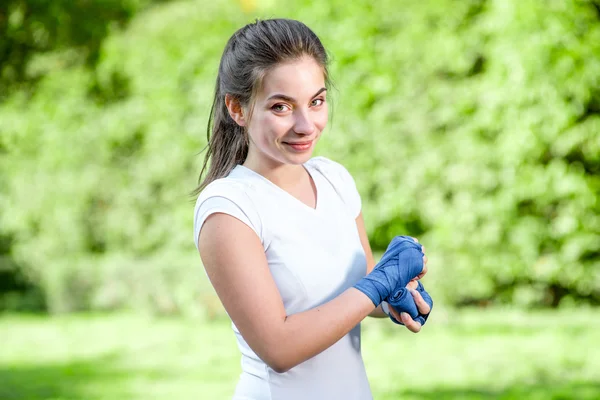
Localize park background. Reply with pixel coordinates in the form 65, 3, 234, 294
1, 0, 599, 398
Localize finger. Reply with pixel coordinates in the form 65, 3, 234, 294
410, 237, 419, 243
422, 245, 426, 254
410, 289, 432, 315
388, 306, 402, 322
406, 280, 418, 290
417, 261, 428, 279
401, 312, 422, 333
423, 254, 428, 266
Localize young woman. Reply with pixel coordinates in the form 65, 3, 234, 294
193, 18, 431, 400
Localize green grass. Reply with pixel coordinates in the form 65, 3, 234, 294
1, 309, 599, 399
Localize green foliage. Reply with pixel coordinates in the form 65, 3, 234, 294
0, 0, 599, 313
314, 0, 600, 308
0, 0, 169, 97
0, 0, 244, 313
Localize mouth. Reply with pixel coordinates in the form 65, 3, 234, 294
283, 140, 313, 152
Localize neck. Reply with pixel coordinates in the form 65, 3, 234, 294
243, 153, 307, 189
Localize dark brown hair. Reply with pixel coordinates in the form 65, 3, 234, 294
193, 19, 330, 195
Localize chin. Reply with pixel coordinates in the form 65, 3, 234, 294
285, 151, 314, 165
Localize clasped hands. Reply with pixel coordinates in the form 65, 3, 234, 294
354, 236, 433, 333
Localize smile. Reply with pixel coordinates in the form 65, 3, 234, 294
283, 141, 313, 152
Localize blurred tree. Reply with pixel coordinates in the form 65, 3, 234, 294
0, 0, 599, 313
0, 0, 169, 310
0, 0, 169, 98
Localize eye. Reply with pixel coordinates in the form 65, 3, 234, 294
271, 104, 290, 113
311, 98, 325, 107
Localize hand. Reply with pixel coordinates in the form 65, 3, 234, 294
411, 237, 428, 280
386, 237, 432, 333
353, 236, 424, 307
387, 285, 432, 333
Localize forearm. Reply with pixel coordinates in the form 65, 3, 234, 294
268, 287, 374, 372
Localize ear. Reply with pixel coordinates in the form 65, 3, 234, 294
225, 94, 246, 127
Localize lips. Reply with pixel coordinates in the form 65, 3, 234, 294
284, 140, 313, 152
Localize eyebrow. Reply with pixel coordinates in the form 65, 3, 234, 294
266, 87, 327, 103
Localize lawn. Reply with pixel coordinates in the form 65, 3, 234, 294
1, 308, 599, 399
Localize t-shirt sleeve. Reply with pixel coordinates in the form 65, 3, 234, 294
311, 157, 362, 218
193, 181, 262, 251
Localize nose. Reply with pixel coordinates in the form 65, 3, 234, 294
292, 110, 316, 135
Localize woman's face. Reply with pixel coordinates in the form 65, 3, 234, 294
244, 56, 328, 167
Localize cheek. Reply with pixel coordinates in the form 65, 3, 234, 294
248, 113, 288, 145
315, 108, 329, 131
260, 114, 291, 138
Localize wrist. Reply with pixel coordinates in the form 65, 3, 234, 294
381, 301, 390, 316
353, 270, 389, 307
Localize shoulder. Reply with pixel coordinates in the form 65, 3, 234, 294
306, 156, 351, 175
195, 176, 252, 205
193, 176, 263, 249
306, 156, 362, 218
305, 156, 358, 188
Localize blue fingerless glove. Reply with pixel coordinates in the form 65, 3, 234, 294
353, 236, 424, 307
387, 281, 433, 326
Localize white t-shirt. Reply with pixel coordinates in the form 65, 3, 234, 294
193, 156, 373, 400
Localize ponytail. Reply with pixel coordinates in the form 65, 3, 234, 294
193, 83, 249, 196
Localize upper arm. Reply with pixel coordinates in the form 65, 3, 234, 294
355, 211, 376, 274
198, 212, 286, 365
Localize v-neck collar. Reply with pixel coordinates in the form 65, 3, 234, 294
234, 162, 320, 212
